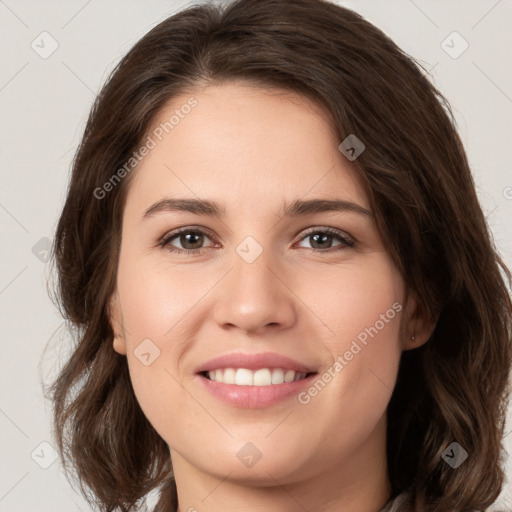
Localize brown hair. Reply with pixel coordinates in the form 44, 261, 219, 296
45, 0, 512, 510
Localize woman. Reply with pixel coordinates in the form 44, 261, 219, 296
46, 0, 512, 510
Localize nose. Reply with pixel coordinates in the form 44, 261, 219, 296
211, 243, 297, 335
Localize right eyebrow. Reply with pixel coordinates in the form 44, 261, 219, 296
142, 198, 226, 220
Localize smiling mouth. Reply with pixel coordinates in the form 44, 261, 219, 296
199, 368, 318, 386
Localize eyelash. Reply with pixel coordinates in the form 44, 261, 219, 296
158, 226, 355, 255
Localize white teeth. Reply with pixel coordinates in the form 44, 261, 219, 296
284, 370, 295, 383
223, 367, 236, 384
271, 368, 284, 384
205, 368, 309, 385
235, 368, 253, 386
253, 368, 272, 386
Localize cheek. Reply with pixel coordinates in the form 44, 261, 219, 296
116, 249, 206, 340
303, 257, 403, 350
288, 262, 403, 466
115, 246, 227, 441
303, 257, 403, 405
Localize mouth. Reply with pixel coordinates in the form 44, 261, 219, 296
198, 368, 318, 386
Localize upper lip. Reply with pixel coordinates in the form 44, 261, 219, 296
195, 352, 318, 374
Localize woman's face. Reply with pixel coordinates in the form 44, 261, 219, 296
110, 82, 416, 491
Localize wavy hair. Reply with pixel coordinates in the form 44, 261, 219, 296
45, 0, 512, 510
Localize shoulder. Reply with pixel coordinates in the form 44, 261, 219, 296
380, 490, 512, 512
379, 490, 414, 512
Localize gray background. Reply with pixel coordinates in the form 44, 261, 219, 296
0, 0, 511, 510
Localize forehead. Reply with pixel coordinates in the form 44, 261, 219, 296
124, 82, 368, 215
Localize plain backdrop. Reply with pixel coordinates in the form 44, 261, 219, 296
0, 1, 511, 510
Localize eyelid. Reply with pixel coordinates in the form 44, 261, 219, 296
157, 225, 216, 245
157, 226, 218, 255
297, 226, 355, 246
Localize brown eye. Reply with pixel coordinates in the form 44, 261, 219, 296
175, 231, 205, 250
297, 228, 355, 251
160, 228, 215, 254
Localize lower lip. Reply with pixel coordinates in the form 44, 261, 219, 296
196, 373, 317, 408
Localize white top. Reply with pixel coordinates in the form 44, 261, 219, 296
379, 491, 414, 512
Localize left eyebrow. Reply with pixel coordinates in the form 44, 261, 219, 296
283, 198, 372, 218
142, 197, 372, 220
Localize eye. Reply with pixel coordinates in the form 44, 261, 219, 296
296, 227, 355, 251
159, 227, 217, 254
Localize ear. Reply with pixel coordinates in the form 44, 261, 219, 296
401, 290, 437, 351
108, 290, 127, 355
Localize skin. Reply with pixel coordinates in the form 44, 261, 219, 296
109, 82, 434, 512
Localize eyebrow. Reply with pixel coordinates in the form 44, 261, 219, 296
142, 197, 372, 220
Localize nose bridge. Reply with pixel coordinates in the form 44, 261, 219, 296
212, 235, 296, 333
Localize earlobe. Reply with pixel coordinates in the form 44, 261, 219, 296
108, 292, 127, 355
405, 325, 435, 351
113, 335, 127, 355
402, 292, 438, 351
